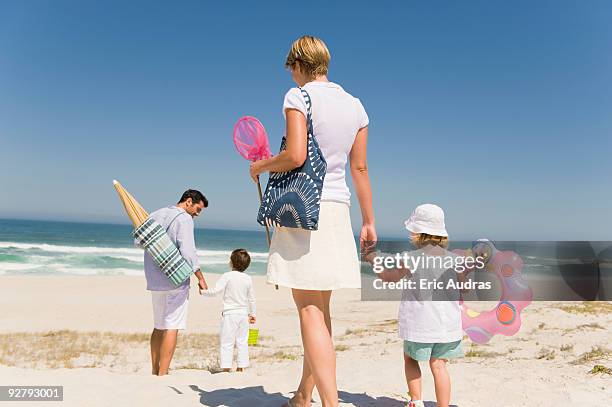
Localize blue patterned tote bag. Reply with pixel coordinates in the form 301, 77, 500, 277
257, 88, 327, 230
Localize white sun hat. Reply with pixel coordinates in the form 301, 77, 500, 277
404, 204, 448, 237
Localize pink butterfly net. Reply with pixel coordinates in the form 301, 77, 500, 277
233, 116, 272, 161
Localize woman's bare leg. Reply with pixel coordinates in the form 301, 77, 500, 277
289, 291, 332, 407
289, 289, 337, 407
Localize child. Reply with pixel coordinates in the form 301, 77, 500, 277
367, 204, 463, 407
202, 248, 256, 372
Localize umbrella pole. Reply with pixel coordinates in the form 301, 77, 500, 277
256, 176, 277, 290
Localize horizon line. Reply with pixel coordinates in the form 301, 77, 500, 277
0, 216, 410, 239
0, 216, 264, 233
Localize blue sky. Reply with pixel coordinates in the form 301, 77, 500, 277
0, 1, 610, 239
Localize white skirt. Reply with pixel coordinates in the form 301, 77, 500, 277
266, 201, 361, 290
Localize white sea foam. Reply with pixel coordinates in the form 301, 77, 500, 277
112, 255, 147, 263
0, 242, 269, 260
0, 262, 44, 272
0, 242, 141, 254
48, 265, 144, 276
0, 241, 269, 275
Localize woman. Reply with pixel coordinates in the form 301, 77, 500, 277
250, 35, 376, 407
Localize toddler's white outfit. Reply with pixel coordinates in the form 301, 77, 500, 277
203, 270, 256, 369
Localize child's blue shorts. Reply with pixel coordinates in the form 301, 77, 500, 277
403, 340, 464, 361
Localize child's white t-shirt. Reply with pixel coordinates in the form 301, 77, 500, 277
202, 270, 256, 316
398, 247, 463, 343
282, 81, 369, 205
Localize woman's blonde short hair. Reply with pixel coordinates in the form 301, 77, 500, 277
411, 233, 449, 249
285, 35, 331, 77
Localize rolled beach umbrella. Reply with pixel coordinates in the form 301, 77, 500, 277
113, 180, 149, 228
113, 180, 194, 286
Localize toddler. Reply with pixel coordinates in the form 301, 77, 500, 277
202, 248, 256, 372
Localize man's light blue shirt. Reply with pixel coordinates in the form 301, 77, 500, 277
139, 206, 200, 291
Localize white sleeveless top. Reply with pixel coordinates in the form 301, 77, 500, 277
282, 81, 369, 204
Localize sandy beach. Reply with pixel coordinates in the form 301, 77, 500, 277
0, 275, 611, 406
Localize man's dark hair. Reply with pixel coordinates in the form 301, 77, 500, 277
230, 249, 251, 272
178, 189, 208, 207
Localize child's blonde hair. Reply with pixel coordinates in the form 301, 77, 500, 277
411, 233, 449, 249
285, 35, 331, 77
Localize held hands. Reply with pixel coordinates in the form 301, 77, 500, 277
362, 248, 378, 264
360, 224, 408, 279
248, 315, 256, 324
360, 224, 379, 270
194, 269, 208, 294
360, 223, 377, 255
198, 276, 208, 295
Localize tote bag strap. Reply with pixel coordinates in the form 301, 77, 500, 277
298, 88, 314, 138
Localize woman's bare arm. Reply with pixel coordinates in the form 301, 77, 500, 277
250, 109, 307, 180
349, 126, 377, 247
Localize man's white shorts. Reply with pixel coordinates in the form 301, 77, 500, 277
151, 285, 189, 330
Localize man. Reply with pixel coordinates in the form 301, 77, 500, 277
141, 189, 209, 376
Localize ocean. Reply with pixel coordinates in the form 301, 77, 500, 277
2, 218, 609, 301
0, 219, 270, 276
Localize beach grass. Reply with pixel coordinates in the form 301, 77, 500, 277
0, 330, 296, 371
536, 348, 556, 360
588, 364, 612, 375
562, 322, 605, 335
464, 347, 504, 358
571, 346, 612, 365
264, 350, 299, 361
343, 319, 397, 337
343, 327, 368, 336
0, 330, 218, 371
557, 301, 612, 315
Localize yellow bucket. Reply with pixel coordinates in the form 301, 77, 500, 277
248, 328, 259, 346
